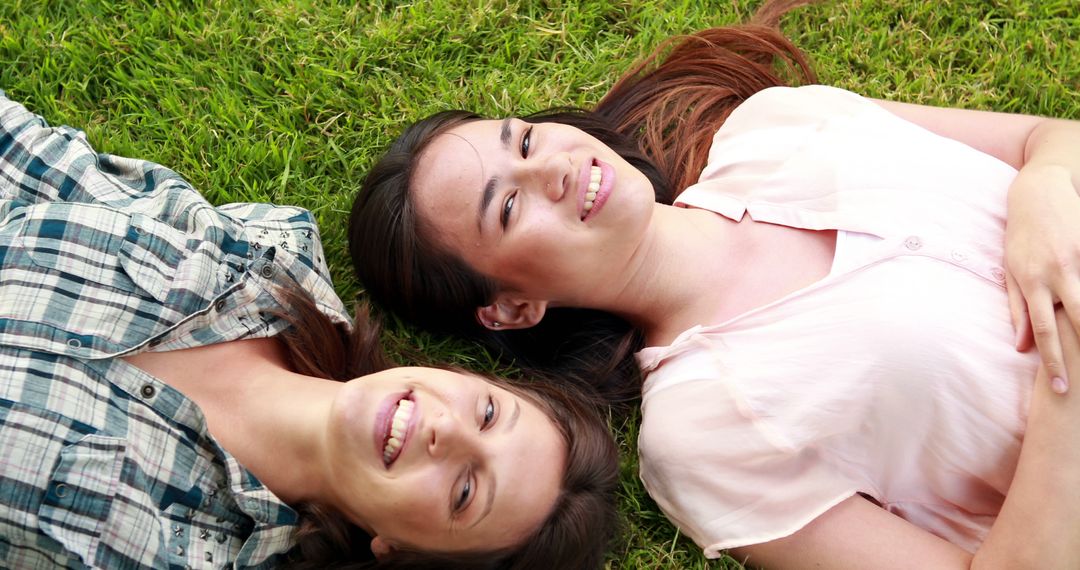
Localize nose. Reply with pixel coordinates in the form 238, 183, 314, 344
426, 409, 479, 460
520, 150, 569, 202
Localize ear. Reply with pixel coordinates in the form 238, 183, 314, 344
476, 294, 549, 331
370, 535, 396, 559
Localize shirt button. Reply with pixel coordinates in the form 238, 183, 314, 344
990, 267, 1007, 282
149, 337, 163, 347
140, 384, 157, 398
260, 265, 275, 279
214, 299, 226, 311
66, 338, 82, 349
903, 236, 922, 251
54, 483, 68, 498
950, 249, 968, 263
134, 226, 146, 236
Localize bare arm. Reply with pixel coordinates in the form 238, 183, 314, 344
875, 100, 1080, 393
973, 308, 1080, 568
732, 308, 1080, 569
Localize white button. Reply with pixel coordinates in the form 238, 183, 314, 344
904, 236, 922, 250
990, 267, 1006, 282
951, 249, 968, 263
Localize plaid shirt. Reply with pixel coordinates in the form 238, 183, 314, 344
0, 93, 350, 569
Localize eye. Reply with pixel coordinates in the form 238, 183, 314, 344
500, 192, 516, 228
482, 396, 496, 429
520, 126, 532, 158
454, 476, 472, 513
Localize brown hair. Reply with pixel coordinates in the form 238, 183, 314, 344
272, 286, 619, 569
348, 0, 817, 402
595, 0, 816, 194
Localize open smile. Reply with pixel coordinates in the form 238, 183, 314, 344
377, 392, 417, 467
579, 158, 615, 221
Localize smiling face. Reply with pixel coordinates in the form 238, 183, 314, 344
324, 367, 565, 554
410, 118, 656, 310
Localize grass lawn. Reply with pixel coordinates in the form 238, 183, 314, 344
2, 1, 1077, 568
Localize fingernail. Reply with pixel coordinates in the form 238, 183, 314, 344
1051, 376, 1069, 394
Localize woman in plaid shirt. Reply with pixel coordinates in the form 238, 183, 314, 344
0, 93, 619, 569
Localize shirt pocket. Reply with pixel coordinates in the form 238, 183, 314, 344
17, 202, 144, 295
117, 212, 206, 304
17, 203, 213, 306
37, 434, 126, 568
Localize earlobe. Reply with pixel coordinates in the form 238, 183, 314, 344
370, 535, 396, 559
476, 297, 549, 330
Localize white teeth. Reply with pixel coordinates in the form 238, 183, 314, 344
383, 399, 415, 464
583, 166, 601, 217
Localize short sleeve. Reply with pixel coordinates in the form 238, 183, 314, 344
705, 85, 877, 170
674, 86, 887, 224
707, 86, 874, 172
639, 373, 862, 556
674, 84, 1015, 238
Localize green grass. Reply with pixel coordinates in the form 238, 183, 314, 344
2, 1, 1077, 568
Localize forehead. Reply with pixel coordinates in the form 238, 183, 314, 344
414, 118, 506, 192
410, 120, 506, 245
474, 391, 566, 546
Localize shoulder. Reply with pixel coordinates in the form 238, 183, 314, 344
722, 85, 878, 133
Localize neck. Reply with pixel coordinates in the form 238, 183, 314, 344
601, 204, 749, 344
141, 340, 341, 505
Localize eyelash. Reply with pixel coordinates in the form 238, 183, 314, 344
482, 396, 496, 429
454, 478, 472, 512
454, 396, 497, 514
520, 126, 532, 158
500, 127, 531, 229
500, 192, 516, 228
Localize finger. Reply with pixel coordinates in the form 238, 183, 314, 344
1005, 270, 1033, 351
1052, 308, 1077, 395
1052, 286, 1080, 394
1028, 295, 1067, 393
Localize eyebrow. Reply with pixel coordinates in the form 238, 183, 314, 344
469, 398, 520, 529
477, 118, 515, 233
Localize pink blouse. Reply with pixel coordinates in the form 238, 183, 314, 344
636, 85, 1036, 556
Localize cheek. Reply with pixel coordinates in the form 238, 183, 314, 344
383, 472, 445, 520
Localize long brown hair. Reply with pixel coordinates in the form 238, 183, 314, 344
348, 0, 817, 402
272, 286, 619, 569
596, 1, 816, 193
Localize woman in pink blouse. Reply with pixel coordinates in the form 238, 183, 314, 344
349, 2, 1080, 568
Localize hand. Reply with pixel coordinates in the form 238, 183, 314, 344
1005, 163, 1080, 394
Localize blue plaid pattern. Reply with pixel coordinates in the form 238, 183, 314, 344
0, 93, 350, 569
